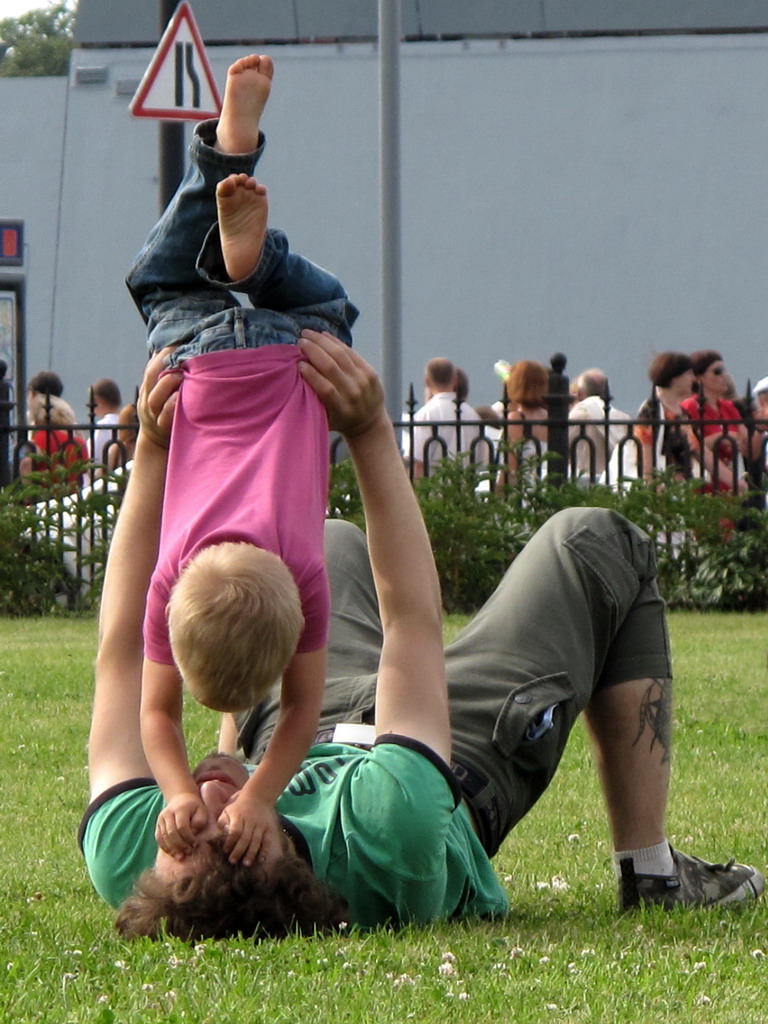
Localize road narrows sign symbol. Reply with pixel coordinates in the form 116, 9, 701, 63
130, 1, 221, 121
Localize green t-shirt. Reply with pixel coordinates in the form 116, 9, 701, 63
79, 736, 509, 927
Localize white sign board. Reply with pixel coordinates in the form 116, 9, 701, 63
130, 2, 221, 121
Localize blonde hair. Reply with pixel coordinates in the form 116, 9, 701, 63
27, 391, 77, 428
505, 360, 549, 409
168, 542, 304, 711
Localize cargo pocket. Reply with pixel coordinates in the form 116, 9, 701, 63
493, 673, 577, 804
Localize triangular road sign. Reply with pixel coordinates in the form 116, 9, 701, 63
130, 2, 221, 121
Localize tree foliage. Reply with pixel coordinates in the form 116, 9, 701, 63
0, 2, 75, 78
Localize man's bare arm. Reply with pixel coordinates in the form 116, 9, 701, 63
298, 331, 450, 763
88, 353, 182, 800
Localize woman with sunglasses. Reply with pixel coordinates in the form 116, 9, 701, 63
681, 350, 748, 493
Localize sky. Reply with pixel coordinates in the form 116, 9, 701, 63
1, 1, 72, 18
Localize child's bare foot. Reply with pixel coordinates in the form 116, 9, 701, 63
216, 174, 268, 281
215, 54, 274, 155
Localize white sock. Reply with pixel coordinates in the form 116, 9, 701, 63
613, 840, 675, 879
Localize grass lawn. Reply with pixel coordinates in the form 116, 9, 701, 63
1, 610, 767, 1023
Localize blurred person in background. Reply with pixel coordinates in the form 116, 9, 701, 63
681, 350, 747, 494
88, 378, 123, 464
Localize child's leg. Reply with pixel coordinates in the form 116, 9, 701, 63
253, 232, 360, 345
164, 53, 358, 345
126, 56, 273, 344
215, 174, 269, 283
212, 175, 356, 326
199, 218, 358, 346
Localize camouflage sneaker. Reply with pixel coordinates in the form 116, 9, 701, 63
618, 847, 765, 911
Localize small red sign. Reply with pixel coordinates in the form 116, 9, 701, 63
0, 222, 23, 266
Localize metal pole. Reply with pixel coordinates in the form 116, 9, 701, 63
159, 0, 185, 211
546, 352, 570, 486
379, 0, 402, 420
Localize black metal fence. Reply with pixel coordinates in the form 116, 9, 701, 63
395, 353, 768, 500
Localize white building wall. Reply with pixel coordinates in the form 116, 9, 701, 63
2, 34, 768, 418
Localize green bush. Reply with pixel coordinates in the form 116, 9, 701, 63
0, 481, 73, 614
0, 468, 124, 614
3, 452, 767, 615
660, 507, 768, 611
332, 453, 768, 614
328, 457, 365, 528
414, 459, 529, 613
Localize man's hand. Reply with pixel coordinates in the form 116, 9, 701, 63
298, 330, 385, 437
156, 792, 210, 859
137, 348, 183, 449
218, 790, 283, 868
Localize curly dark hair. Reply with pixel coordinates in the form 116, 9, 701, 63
114, 837, 349, 941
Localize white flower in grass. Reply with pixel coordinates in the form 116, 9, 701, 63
551, 875, 569, 892
141, 984, 154, 992
539, 956, 550, 965
400, 974, 418, 987
580, 948, 595, 957
751, 949, 765, 960
508, 946, 525, 959
458, 992, 470, 1001
438, 962, 456, 977
62, 973, 78, 983
693, 961, 707, 972
536, 881, 550, 890
694, 994, 712, 1006
97, 995, 109, 1004
545, 1003, 558, 1011
441, 950, 457, 962
167, 954, 183, 968
567, 833, 580, 843
113, 960, 127, 970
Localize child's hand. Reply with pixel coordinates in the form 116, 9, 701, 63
218, 792, 283, 868
156, 792, 210, 859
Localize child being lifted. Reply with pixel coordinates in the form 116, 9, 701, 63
126, 54, 358, 869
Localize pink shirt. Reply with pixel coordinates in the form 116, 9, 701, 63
144, 346, 330, 664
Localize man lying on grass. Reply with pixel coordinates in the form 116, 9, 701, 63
80, 333, 763, 939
